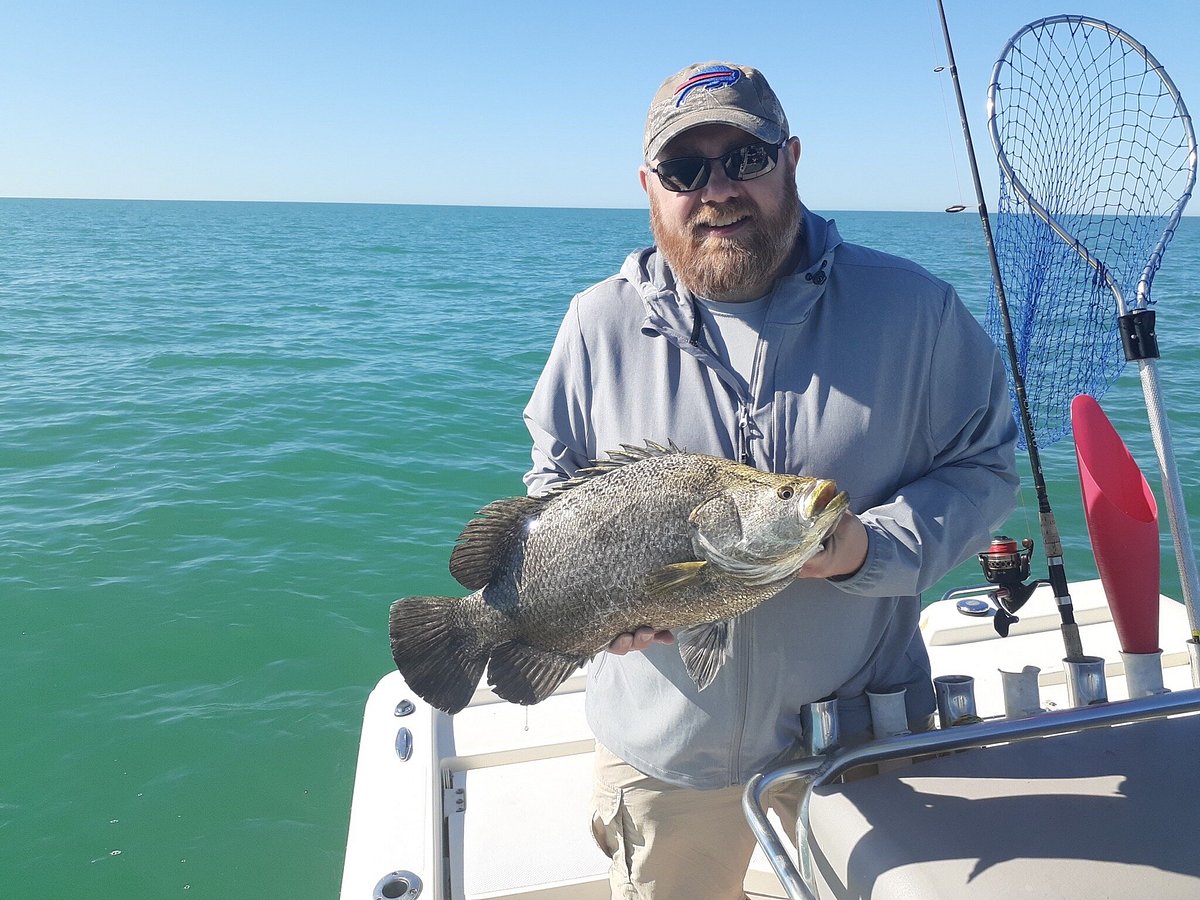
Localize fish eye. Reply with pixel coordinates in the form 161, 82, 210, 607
777, 486, 795, 501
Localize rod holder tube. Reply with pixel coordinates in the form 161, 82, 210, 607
1120, 650, 1167, 698
1000, 665, 1043, 719
867, 688, 910, 739
934, 674, 978, 728
1065, 655, 1108, 706
1189, 639, 1200, 688
868, 688, 913, 774
801, 698, 840, 756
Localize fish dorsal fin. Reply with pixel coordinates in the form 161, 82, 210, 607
675, 619, 734, 690
449, 495, 547, 590
450, 441, 685, 589
538, 440, 686, 498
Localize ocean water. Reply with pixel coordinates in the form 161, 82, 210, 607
2, 199, 1198, 897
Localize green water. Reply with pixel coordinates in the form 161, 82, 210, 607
2, 199, 1197, 897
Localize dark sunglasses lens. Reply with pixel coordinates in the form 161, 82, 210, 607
724, 142, 778, 180
655, 142, 782, 192
656, 158, 709, 192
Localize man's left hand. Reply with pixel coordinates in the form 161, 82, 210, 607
795, 511, 868, 580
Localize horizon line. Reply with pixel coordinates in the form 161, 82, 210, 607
0, 195, 995, 215
3, 196, 1197, 218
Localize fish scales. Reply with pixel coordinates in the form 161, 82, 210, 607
503, 454, 737, 644
389, 442, 848, 713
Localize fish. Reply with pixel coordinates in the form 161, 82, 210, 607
388, 442, 849, 714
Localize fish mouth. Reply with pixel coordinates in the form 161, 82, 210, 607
802, 485, 850, 555
803, 479, 841, 520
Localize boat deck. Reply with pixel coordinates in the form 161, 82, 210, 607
342, 579, 1197, 899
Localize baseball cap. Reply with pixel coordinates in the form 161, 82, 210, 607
643, 62, 789, 162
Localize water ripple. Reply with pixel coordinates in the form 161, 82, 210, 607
2, 199, 1197, 898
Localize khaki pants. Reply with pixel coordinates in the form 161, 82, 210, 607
589, 742, 803, 900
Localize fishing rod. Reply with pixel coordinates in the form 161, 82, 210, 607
933, 0, 1085, 662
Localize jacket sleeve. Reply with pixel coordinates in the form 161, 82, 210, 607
522, 296, 594, 496
835, 286, 1020, 597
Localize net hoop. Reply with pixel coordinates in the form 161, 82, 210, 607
987, 14, 1197, 315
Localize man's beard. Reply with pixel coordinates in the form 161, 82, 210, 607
650, 178, 801, 302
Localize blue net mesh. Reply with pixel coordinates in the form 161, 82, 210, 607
986, 16, 1195, 449
987, 178, 1135, 449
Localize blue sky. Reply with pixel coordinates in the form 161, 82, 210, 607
2, 1, 1197, 211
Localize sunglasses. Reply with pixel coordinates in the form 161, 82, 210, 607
650, 139, 787, 193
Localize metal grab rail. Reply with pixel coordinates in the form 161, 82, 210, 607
742, 688, 1200, 900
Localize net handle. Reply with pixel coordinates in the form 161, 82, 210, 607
986, 14, 1199, 313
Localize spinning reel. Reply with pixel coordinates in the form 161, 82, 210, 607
977, 535, 1044, 637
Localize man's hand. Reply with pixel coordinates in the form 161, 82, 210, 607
795, 511, 868, 580
607, 626, 676, 655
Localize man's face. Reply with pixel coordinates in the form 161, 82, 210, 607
641, 123, 802, 302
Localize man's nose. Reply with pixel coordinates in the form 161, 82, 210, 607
698, 161, 739, 203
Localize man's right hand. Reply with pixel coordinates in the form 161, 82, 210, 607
607, 626, 675, 655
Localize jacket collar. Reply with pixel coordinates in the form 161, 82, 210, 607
624, 204, 843, 342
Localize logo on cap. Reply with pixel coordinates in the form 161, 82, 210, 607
673, 65, 742, 107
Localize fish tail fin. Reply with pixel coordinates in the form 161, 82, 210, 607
487, 641, 590, 706
389, 596, 489, 715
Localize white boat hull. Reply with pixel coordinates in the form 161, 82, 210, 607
342, 579, 1197, 899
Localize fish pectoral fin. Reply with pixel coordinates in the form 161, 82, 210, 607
675, 619, 734, 690
487, 642, 589, 706
645, 560, 708, 597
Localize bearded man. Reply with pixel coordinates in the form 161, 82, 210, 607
522, 62, 1019, 899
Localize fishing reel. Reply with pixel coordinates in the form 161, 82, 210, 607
977, 535, 1041, 637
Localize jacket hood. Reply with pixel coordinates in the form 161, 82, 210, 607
619, 204, 844, 342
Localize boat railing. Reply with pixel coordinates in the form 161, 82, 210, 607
742, 686, 1200, 900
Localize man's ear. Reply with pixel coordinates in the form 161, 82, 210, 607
639, 165, 651, 195
787, 137, 802, 166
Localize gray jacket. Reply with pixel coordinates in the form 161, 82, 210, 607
523, 208, 1019, 789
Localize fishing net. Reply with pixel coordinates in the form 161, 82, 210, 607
986, 15, 1197, 449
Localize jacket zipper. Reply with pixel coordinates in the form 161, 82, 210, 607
677, 298, 768, 782
736, 404, 752, 465
729, 320, 772, 782
685, 297, 756, 464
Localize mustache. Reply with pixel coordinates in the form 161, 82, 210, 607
689, 199, 758, 229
